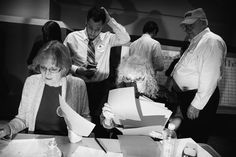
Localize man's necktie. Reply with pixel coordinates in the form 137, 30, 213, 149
87, 40, 96, 65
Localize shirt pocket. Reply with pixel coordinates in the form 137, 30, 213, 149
182, 50, 198, 66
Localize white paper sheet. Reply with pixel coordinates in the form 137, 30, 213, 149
108, 87, 141, 122
59, 95, 95, 137
139, 99, 172, 118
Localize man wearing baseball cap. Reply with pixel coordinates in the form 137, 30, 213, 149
170, 8, 227, 143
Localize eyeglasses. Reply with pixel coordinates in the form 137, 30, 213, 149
40, 65, 61, 74
122, 76, 145, 83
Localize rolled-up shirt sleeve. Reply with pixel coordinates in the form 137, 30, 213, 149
107, 18, 130, 47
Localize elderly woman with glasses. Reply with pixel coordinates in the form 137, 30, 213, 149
0, 41, 91, 142
100, 55, 183, 139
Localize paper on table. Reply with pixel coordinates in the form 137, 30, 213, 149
71, 145, 123, 157
116, 125, 164, 136
108, 87, 141, 123
118, 135, 160, 157
175, 138, 212, 157
59, 95, 95, 137
0, 138, 55, 157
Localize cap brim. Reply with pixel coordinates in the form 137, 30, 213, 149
180, 18, 198, 25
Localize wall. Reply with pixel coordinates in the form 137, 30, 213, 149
0, 0, 234, 45
0, 0, 50, 19
57, 0, 234, 46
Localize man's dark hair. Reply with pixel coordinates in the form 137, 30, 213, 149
87, 6, 106, 24
142, 21, 159, 34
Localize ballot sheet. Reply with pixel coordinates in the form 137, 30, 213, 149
108, 87, 172, 135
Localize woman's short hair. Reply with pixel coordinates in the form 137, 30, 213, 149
32, 40, 72, 76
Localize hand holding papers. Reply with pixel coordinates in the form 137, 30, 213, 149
59, 95, 95, 139
107, 87, 172, 135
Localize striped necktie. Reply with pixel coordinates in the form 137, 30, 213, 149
87, 39, 95, 65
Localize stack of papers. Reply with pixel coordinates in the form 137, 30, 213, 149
108, 87, 172, 135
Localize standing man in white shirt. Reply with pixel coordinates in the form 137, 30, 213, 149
171, 8, 227, 143
64, 6, 130, 138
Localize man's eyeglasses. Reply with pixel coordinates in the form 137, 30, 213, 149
40, 65, 61, 74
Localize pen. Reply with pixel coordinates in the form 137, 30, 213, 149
95, 137, 107, 153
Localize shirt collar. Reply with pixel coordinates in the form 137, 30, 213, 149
191, 27, 210, 43
82, 28, 102, 43
142, 33, 152, 38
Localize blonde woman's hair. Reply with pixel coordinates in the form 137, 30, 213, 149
117, 55, 159, 99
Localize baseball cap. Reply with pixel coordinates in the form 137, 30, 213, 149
180, 8, 207, 25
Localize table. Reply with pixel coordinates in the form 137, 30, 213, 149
0, 133, 221, 157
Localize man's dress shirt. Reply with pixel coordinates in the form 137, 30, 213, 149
63, 18, 130, 82
128, 33, 164, 72
172, 28, 227, 110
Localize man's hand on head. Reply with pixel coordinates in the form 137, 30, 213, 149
101, 7, 111, 23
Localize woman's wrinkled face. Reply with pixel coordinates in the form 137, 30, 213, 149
39, 56, 63, 86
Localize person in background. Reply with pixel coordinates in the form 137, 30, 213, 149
117, 20, 164, 99
0, 41, 90, 142
63, 6, 130, 138
27, 20, 62, 75
171, 8, 227, 143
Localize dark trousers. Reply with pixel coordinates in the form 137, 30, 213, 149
177, 87, 220, 143
86, 79, 115, 138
